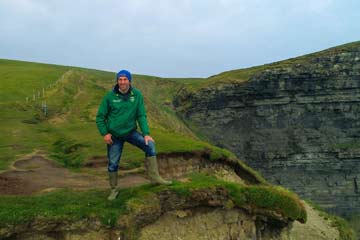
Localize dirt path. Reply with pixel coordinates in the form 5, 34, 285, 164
0, 154, 149, 195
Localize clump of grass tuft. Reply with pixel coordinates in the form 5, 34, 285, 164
51, 137, 90, 168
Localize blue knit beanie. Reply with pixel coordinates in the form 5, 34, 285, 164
116, 70, 132, 82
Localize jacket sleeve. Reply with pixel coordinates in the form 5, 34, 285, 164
137, 93, 150, 135
95, 95, 109, 136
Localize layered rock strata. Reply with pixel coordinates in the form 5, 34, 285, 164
174, 42, 360, 217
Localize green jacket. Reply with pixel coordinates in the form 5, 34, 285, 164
95, 85, 150, 137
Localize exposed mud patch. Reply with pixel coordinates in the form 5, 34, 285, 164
84, 156, 107, 168
0, 155, 149, 195
0, 175, 31, 195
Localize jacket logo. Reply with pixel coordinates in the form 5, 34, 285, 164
130, 96, 135, 102
113, 99, 122, 102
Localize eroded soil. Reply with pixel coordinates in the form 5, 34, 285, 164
0, 155, 149, 195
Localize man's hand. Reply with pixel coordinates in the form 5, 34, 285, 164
144, 135, 155, 145
104, 133, 113, 145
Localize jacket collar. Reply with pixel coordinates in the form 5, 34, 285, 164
113, 85, 134, 100
113, 84, 132, 95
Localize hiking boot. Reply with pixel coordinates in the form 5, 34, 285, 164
108, 172, 119, 201
108, 188, 119, 201
145, 156, 172, 185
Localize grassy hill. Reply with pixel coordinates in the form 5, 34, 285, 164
0, 59, 235, 171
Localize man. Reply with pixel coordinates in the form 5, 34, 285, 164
96, 69, 171, 201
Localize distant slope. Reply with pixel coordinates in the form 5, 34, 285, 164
182, 40, 360, 91
0, 59, 69, 103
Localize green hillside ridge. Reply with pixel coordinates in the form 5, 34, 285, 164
181, 40, 360, 92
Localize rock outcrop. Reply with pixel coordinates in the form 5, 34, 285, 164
140, 201, 339, 240
174, 41, 360, 218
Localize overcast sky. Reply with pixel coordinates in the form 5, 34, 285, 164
0, 0, 359, 77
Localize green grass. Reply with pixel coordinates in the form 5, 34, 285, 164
0, 104, 48, 169
0, 59, 69, 103
0, 63, 114, 170
0, 173, 306, 228
0, 189, 120, 226
0, 62, 102, 168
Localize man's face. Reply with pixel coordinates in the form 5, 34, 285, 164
117, 76, 130, 92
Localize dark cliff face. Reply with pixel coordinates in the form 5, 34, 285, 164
174, 42, 360, 217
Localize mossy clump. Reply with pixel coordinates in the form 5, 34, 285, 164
51, 137, 90, 168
